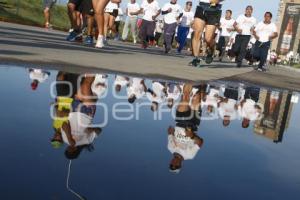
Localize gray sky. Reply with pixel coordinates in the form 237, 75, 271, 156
59, 0, 281, 21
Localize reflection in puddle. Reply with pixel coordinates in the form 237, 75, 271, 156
1, 65, 300, 199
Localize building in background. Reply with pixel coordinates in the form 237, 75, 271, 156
272, 0, 300, 55
254, 89, 294, 143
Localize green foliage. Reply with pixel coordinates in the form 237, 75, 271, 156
0, 0, 70, 30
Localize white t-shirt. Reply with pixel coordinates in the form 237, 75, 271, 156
114, 75, 129, 87
162, 3, 182, 24
220, 17, 235, 37
218, 99, 238, 120
168, 127, 200, 160
91, 74, 108, 98
29, 69, 49, 83
146, 82, 166, 103
236, 15, 257, 36
167, 84, 181, 101
155, 20, 164, 33
187, 28, 193, 39
115, 8, 123, 22
127, 78, 145, 99
201, 88, 219, 109
238, 99, 261, 121
141, 0, 160, 21
254, 21, 277, 43
105, 1, 118, 13
127, 2, 140, 17
180, 10, 194, 27
61, 112, 97, 146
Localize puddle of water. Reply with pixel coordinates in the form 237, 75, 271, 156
0, 65, 299, 200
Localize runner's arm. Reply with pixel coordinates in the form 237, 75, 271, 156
168, 126, 175, 135
62, 121, 76, 146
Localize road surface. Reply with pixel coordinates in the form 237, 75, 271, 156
0, 22, 299, 91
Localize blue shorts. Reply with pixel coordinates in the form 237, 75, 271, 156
72, 99, 96, 117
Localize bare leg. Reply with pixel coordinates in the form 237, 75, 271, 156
86, 15, 94, 36
103, 13, 110, 38
44, 8, 50, 26
109, 15, 116, 34
177, 84, 193, 113
192, 18, 206, 58
67, 3, 77, 30
205, 25, 217, 53
93, 0, 110, 36
76, 76, 96, 104
76, 11, 82, 31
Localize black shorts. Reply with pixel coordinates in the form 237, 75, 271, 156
106, 9, 118, 18
68, 0, 84, 10
194, 2, 222, 26
78, 0, 94, 15
175, 109, 202, 132
56, 73, 79, 98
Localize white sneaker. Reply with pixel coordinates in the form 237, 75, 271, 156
95, 35, 104, 48
133, 39, 137, 44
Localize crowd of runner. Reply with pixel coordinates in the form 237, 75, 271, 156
43, 0, 279, 71
29, 68, 266, 172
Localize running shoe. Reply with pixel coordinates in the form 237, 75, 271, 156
84, 35, 94, 45
256, 67, 266, 72
66, 31, 79, 42
75, 34, 83, 42
189, 58, 201, 67
141, 41, 148, 49
165, 47, 170, 54
205, 49, 214, 64
95, 35, 105, 48
45, 23, 53, 30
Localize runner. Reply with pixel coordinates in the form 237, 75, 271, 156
43, 0, 56, 29
233, 6, 257, 68
61, 75, 101, 160
127, 77, 147, 104
218, 86, 239, 127
166, 82, 182, 109
122, 0, 141, 44
252, 12, 278, 72
189, 0, 224, 67
161, 0, 182, 54
104, 0, 120, 43
91, 74, 108, 98
217, 9, 235, 61
139, 0, 161, 49
93, 0, 121, 48
238, 88, 262, 128
176, 1, 194, 54
167, 84, 204, 173
154, 19, 164, 47
66, 0, 84, 41
114, 5, 123, 40
114, 75, 130, 93
51, 72, 79, 149
80, 0, 95, 45
201, 85, 220, 117
146, 81, 167, 111
29, 68, 50, 91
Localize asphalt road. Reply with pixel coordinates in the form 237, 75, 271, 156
0, 22, 300, 91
